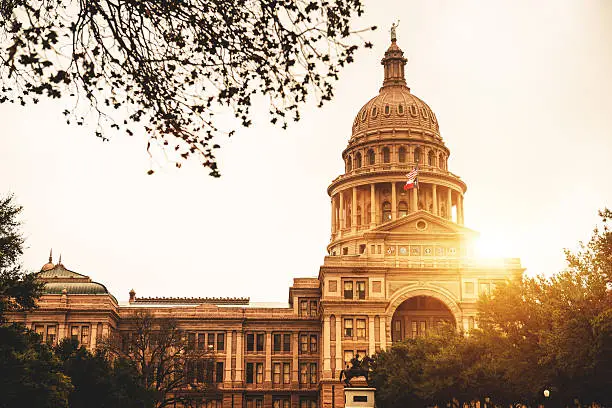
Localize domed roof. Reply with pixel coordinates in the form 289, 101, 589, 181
350, 39, 441, 142
40, 249, 55, 271
36, 259, 110, 296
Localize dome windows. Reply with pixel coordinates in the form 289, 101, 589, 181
421, 108, 429, 119
346, 156, 352, 172
398, 147, 406, 163
409, 105, 418, 117
372, 106, 378, 118
439, 153, 446, 170
361, 109, 367, 122
398, 104, 405, 115
367, 149, 376, 165
355, 152, 362, 168
428, 151, 435, 166
414, 147, 422, 164
382, 147, 391, 163
384, 105, 391, 115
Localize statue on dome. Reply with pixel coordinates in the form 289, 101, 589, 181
390, 21, 400, 41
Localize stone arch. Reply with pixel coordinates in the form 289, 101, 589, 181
385, 285, 462, 335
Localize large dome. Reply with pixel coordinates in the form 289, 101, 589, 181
350, 40, 441, 143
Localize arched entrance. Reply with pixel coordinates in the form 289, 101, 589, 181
391, 296, 455, 341
386, 287, 462, 342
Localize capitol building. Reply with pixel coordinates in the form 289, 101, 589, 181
10, 37, 523, 408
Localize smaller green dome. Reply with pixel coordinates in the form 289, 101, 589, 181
43, 281, 109, 295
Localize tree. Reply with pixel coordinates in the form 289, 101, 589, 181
0, 0, 374, 175
106, 311, 215, 408
0, 194, 42, 321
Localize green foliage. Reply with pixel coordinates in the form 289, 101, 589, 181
0, 0, 375, 175
0, 324, 73, 408
0, 194, 42, 321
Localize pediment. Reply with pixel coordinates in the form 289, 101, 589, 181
370, 210, 477, 236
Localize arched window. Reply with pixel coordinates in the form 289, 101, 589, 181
355, 152, 362, 168
398, 147, 406, 163
428, 150, 435, 166
346, 207, 352, 228
414, 147, 422, 164
346, 156, 352, 172
439, 153, 445, 169
357, 206, 362, 226
365, 204, 371, 225
382, 147, 391, 163
398, 201, 408, 218
367, 149, 376, 165
382, 202, 392, 222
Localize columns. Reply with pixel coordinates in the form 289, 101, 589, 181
323, 316, 331, 374
457, 194, 464, 225
411, 186, 418, 212
432, 184, 438, 216
368, 316, 375, 355
265, 332, 272, 382
370, 184, 376, 228
225, 331, 233, 383
391, 182, 397, 221
352, 187, 358, 233
292, 333, 299, 383
339, 192, 344, 232
447, 187, 453, 222
335, 317, 342, 371
379, 316, 387, 350
235, 331, 243, 381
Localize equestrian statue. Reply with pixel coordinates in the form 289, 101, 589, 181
339, 353, 375, 387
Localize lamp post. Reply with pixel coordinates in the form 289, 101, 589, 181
485, 396, 490, 408
543, 389, 550, 408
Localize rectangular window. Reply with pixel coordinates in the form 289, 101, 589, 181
256, 333, 265, 352
479, 282, 491, 296
188, 332, 196, 350
419, 321, 426, 336
198, 333, 206, 350
246, 362, 254, 384
343, 281, 353, 299
411, 321, 418, 338
300, 399, 317, 408
309, 300, 318, 317
283, 363, 290, 384
273, 333, 282, 352
196, 360, 205, 383
357, 350, 367, 360
246, 333, 255, 352
273, 362, 281, 384
356, 319, 366, 338
310, 335, 317, 352
256, 363, 264, 384
35, 324, 45, 340
208, 333, 215, 351
344, 350, 354, 365
273, 400, 290, 408
283, 334, 291, 352
216, 362, 224, 383
46, 325, 56, 345
299, 363, 308, 384
71, 326, 79, 342
217, 333, 225, 351
356, 281, 366, 299
344, 318, 353, 337
300, 334, 308, 353
81, 326, 90, 345
309, 363, 317, 384
299, 300, 308, 316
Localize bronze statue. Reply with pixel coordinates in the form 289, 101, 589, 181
390, 21, 400, 41
339, 354, 374, 387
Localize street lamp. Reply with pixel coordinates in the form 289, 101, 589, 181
543, 389, 550, 408
484, 396, 490, 408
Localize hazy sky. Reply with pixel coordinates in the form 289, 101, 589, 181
2, 1, 611, 303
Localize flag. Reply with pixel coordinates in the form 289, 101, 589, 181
404, 166, 418, 190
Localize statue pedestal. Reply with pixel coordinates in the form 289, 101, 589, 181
344, 387, 376, 408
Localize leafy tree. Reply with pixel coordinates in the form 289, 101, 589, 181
0, 194, 42, 322
0, 0, 374, 175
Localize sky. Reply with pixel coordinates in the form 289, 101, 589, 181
1, 0, 611, 303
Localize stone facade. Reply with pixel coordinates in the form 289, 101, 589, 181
8, 38, 523, 408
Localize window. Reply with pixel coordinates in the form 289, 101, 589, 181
273, 399, 290, 408
310, 363, 317, 384
300, 399, 318, 408
384, 105, 390, 115
382, 147, 390, 163
398, 201, 408, 217
356, 319, 366, 338
398, 104, 404, 114
439, 153, 446, 169
216, 362, 224, 383
356, 281, 366, 299
344, 319, 353, 337
300, 334, 308, 353
355, 152, 362, 168
465, 281, 474, 295
81, 326, 90, 346
346, 156, 352, 172
343, 281, 353, 299
274, 334, 282, 352
344, 350, 354, 365
428, 150, 435, 166
382, 201, 391, 222
273, 362, 281, 384
398, 147, 406, 162
356, 206, 362, 226
372, 106, 378, 117
283, 362, 290, 383
299, 299, 308, 316
46, 325, 56, 345
367, 149, 375, 165
187, 360, 197, 383
208, 333, 215, 351
247, 397, 264, 408
246, 363, 254, 384
365, 204, 371, 225
256, 333, 265, 352
256, 362, 264, 383
71, 326, 79, 342
414, 147, 421, 164
283, 334, 291, 352
187, 333, 196, 350
310, 335, 317, 352
309, 300, 318, 317
480, 283, 491, 296
198, 333, 206, 350
246, 333, 255, 352
217, 333, 225, 351
299, 363, 317, 385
